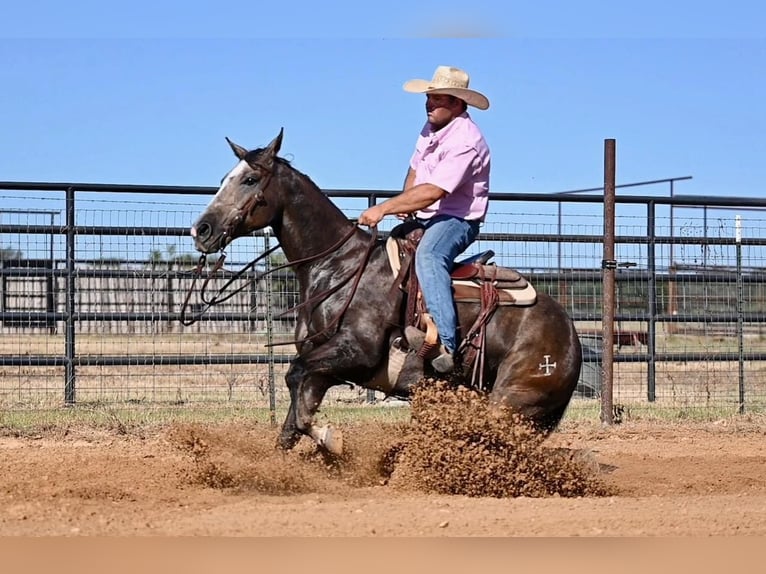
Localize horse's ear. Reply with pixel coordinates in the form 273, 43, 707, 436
226, 137, 249, 161
265, 127, 284, 157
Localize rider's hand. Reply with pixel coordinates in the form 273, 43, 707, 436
358, 205, 386, 227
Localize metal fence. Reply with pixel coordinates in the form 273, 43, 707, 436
3, 178, 766, 416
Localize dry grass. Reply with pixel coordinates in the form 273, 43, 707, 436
0, 332, 287, 356
3, 331, 766, 415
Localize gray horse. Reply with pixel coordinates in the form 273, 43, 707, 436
190, 129, 582, 454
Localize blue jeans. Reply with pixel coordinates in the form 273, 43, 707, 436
415, 215, 481, 353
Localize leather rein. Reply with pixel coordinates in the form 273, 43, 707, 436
180, 163, 379, 348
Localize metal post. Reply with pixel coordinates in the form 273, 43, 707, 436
736, 215, 745, 414
557, 203, 562, 274
704, 206, 710, 339
48, 212, 56, 335
669, 179, 674, 268
557, 202, 566, 305
601, 140, 616, 425
647, 201, 657, 402
264, 228, 276, 425
64, 187, 76, 405
365, 195, 378, 404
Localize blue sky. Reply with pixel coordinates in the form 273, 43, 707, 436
1, 1, 764, 199
0, 0, 763, 270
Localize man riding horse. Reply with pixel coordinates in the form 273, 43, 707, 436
359, 65, 491, 375
189, 67, 581, 455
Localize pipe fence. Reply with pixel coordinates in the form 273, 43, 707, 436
3, 178, 766, 417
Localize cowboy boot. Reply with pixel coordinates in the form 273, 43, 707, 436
431, 351, 455, 374
404, 326, 455, 374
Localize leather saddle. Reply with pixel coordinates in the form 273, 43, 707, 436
385, 221, 537, 306
383, 220, 537, 388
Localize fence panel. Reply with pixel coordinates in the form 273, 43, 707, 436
3, 180, 766, 417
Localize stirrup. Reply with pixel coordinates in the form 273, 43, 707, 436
404, 325, 454, 372
404, 326, 439, 360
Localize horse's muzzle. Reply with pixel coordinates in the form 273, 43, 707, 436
190, 220, 220, 253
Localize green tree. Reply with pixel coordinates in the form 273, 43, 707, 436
0, 246, 23, 260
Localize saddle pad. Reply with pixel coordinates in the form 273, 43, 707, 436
385, 236, 403, 278
453, 280, 537, 306
387, 237, 537, 307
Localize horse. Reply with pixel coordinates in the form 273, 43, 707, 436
189, 129, 582, 455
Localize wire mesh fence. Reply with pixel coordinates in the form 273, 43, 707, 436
2, 180, 766, 418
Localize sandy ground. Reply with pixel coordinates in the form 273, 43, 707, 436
1, 405, 765, 537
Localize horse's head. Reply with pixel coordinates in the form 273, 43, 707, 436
191, 129, 284, 254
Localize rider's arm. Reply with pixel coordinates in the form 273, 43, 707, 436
393, 168, 419, 220
357, 182, 445, 227
382, 183, 446, 215
403, 167, 416, 192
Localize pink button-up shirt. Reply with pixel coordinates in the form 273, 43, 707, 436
409, 112, 491, 222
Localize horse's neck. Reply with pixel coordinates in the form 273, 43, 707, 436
274, 176, 362, 264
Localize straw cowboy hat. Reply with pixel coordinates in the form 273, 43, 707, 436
403, 65, 490, 110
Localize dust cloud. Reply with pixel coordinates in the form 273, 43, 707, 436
170, 381, 608, 498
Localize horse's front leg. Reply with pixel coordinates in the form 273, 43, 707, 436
277, 318, 315, 450
277, 396, 300, 451
277, 358, 340, 454
277, 330, 385, 454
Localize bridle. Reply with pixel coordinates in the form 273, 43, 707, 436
180, 224, 378, 347
202, 160, 274, 255
180, 161, 379, 347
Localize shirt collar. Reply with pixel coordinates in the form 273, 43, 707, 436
425, 111, 470, 142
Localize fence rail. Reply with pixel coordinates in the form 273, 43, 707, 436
3, 177, 766, 416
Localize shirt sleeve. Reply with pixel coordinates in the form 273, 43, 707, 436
409, 146, 420, 171
424, 145, 479, 194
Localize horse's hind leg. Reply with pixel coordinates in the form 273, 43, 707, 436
490, 358, 576, 434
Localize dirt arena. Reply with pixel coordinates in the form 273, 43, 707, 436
1, 385, 765, 537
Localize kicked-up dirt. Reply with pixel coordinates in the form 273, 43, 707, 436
1, 384, 765, 536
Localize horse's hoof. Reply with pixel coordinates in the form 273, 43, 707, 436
277, 430, 301, 451
318, 425, 344, 456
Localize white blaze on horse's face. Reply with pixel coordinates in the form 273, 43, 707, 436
191, 129, 282, 254
208, 160, 250, 210
190, 159, 252, 253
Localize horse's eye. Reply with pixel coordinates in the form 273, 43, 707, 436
243, 176, 258, 186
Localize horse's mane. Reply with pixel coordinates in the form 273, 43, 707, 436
245, 147, 292, 166
246, 147, 323, 190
